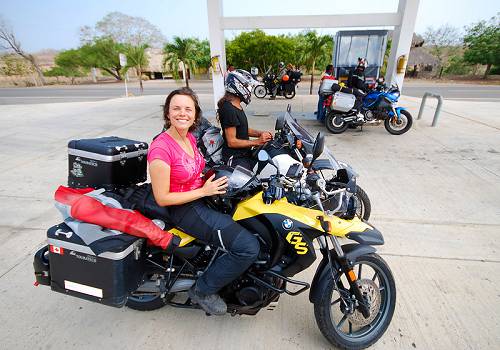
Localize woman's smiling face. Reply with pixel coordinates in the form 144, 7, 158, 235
168, 94, 196, 131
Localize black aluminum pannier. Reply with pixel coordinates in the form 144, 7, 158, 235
68, 136, 148, 191
46, 222, 145, 307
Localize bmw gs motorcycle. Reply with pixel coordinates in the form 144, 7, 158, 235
33, 130, 396, 350
323, 81, 413, 135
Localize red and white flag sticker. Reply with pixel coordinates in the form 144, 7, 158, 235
49, 245, 64, 255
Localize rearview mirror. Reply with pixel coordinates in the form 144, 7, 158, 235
275, 114, 285, 131
312, 132, 325, 162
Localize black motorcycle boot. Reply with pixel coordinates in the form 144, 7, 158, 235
188, 285, 227, 316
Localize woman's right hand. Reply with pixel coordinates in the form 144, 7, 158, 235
202, 174, 228, 196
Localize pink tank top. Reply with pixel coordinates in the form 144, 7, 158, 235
147, 132, 205, 192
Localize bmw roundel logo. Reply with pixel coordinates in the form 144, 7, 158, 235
282, 219, 293, 230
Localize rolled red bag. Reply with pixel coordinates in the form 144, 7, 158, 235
55, 186, 177, 250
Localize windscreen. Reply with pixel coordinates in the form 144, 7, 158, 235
283, 112, 341, 171
228, 165, 255, 191
284, 112, 315, 144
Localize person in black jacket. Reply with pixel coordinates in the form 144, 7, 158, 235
217, 70, 273, 171
347, 58, 367, 92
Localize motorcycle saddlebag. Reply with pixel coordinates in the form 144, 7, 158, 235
46, 222, 145, 307
331, 92, 356, 112
68, 136, 148, 191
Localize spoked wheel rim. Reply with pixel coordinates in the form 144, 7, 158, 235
328, 258, 393, 341
354, 196, 365, 219
388, 115, 408, 132
254, 85, 267, 98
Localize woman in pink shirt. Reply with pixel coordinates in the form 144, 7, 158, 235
147, 87, 260, 316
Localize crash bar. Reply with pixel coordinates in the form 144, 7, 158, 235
417, 92, 443, 127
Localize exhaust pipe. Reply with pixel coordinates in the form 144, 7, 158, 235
170, 279, 195, 292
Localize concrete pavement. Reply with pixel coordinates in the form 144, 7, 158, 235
0, 91, 499, 349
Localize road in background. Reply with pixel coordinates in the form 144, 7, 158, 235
1, 80, 499, 105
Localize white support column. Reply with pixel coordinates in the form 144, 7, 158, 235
207, 0, 226, 109
385, 0, 420, 91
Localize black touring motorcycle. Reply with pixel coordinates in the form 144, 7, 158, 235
253, 68, 302, 99
33, 115, 396, 349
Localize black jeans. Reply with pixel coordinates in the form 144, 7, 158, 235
168, 199, 260, 295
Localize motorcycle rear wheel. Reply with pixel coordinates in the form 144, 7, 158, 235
314, 253, 396, 350
384, 110, 413, 135
325, 112, 349, 134
253, 85, 267, 98
126, 274, 171, 311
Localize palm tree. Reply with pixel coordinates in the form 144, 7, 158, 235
301, 31, 332, 94
124, 43, 149, 93
163, 37, 198, 87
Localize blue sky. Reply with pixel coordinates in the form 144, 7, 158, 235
0, 0, 498, 52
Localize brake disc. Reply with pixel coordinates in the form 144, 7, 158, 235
347, 278, 382, 327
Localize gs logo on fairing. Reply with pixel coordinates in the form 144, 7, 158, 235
282, 219, 293, 230
286, 231, 308, 255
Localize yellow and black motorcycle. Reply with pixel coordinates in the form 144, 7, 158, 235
125, 135, 396, 350
33, 130, 395, 349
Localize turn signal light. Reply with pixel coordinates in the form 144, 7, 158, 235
295, 139, 302, 149
347, 270, 357, 282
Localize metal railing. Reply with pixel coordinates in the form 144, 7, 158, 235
417, 92, 443, 127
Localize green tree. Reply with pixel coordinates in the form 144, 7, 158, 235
423, 25, 461, 78
463, 15, 500, 79
299, 31, 332, 94
192, 39, 211, 78
443, 54, 472, 75
226, 30, 295, 74
380, 38, 392, 77
123, 43, 149, 92
163, 37, 198, 87
44, 49, 89, 83
80, 37, 125, 80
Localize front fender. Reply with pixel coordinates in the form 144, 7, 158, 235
309, 244, 376, 304
395, 107, 406, 118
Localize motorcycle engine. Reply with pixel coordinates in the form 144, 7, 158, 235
233, 278, 265, 306
364, 110, 375, 121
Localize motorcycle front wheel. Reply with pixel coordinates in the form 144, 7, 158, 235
253, 85, 267, 98
384, 110, 413, 135
284, 88, 296, 99
325, 112, 349, 134
314, 253, 396, 350
355, 186, 371, 221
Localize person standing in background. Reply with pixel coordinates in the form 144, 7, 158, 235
316, 64, 334, 122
